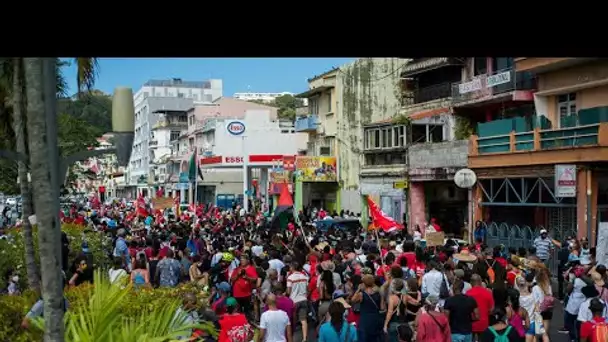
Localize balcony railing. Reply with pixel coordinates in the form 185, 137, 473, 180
410, 83, 452, 104
471, 123, 608, 155
451, 68, 537, 104
295, 115, 318, 132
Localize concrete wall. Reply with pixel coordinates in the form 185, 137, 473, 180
337, 58, 408, 190
408, 140, 469, 170
538, 60, 608, 91
193, 97, 279, 121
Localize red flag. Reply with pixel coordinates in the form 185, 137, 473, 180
366, 197, 404, 233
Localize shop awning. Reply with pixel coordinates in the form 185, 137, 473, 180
401, 58, 463, 77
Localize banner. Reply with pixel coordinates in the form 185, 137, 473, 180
270, 170, 292, 183
555, 164, 576, 198
295, 156, 337, 182
152, 197, 175, 210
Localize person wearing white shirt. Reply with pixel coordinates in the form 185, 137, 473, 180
259, 294, 292, 342
421, 261, 448, 305
268, 251, 286, 279
578, 285, 608, 323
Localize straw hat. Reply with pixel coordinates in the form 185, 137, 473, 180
454, 248, 477, 262
592, 271, 605, 287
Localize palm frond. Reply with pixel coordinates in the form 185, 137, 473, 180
74, 58, 99, 98
56, 58, 69, 98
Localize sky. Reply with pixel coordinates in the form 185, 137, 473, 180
61, 58, 355, 97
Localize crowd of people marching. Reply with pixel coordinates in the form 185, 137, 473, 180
6, 194, 608, 342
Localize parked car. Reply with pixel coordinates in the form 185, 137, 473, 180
5, 197, 17, 206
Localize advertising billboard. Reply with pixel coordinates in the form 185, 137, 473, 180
295, 156, 337, 182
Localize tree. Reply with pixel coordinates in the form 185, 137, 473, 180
57, 92, 112, 133
12, 58, 40, 292
246, 94, 303, 121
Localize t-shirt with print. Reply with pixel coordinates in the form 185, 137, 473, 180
157, 258, 181, 287
260, 309, 290, 342
286, 271, 309, 303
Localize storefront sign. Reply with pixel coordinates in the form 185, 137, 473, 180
295, 156, 337, 182
393, 180, 408, 189
458, 78, 482, 94
555, 164, 576, 197
224, 156, 244, 164
486, 71, 511, 88
226, 121, 246, 136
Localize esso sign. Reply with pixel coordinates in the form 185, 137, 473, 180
225, 156, 244, 163
226, 121, 246, 135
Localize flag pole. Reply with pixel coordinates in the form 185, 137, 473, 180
193, 149, 198, 206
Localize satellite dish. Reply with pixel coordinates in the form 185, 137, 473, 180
454, 168, 477, 189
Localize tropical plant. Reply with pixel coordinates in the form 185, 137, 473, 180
30, 271, 213, 342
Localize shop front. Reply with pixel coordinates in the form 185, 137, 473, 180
294, 156, 340, 213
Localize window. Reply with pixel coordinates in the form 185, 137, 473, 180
411, 124, 444, 144
319, 146, 331, 155
327, 92, 332, 113
364, 125, 406, 151
364, 152, 406, 166
170, 131, 180, 141
558, 93, 577, 128
204, 94, 212, 102
309, 97, 320, 115
193, 94, 199, 101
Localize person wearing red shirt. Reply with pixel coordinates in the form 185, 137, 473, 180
230, 255, 260, 319
376, 253, 396, 280
218, 297, 250, 342
466, 274, 494, 340
580, 298, 607, 342
430, 218, 441, 232
397, 241, 418, 269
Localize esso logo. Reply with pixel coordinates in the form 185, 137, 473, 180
225, 156, 244, 163
227, 121, 246, 135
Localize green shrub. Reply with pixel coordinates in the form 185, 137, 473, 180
0, 290, 43, 342
0, 224, 112, 291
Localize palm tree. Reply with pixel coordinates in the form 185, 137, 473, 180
12, 58, 40, 292
24, 57, 65, 341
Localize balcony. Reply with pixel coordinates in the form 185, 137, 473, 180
295, 115, 318, 132
409, 83, 451, 104
451, 68, 536, 106
469, 121, 608, 168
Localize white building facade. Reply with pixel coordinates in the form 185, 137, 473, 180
233, 91, 307, 105
127, 78, 223, 194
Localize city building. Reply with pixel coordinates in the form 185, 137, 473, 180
400, 57, 469, 236
126, 78, 222, 195
294, 59, 407, 218
342, 59, 408, 221
199, 110, 307, 212
233, 91, 308, 105
469, 58, 608, 244
149, 108, 190, 200
72, 133, 123, 199
294, 68, 341, 213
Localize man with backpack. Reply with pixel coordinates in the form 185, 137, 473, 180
580, 298, 608, 342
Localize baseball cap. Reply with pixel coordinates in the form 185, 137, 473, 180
216, 281, 231, 293
540, 229, 548, 234
333, 290, 347, 300
225, 297, 238, 307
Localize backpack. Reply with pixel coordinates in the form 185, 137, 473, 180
226, 323, 254, 342
591, 318, 608, 342
486, 260, 496, 284
488, 326, 512, 342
